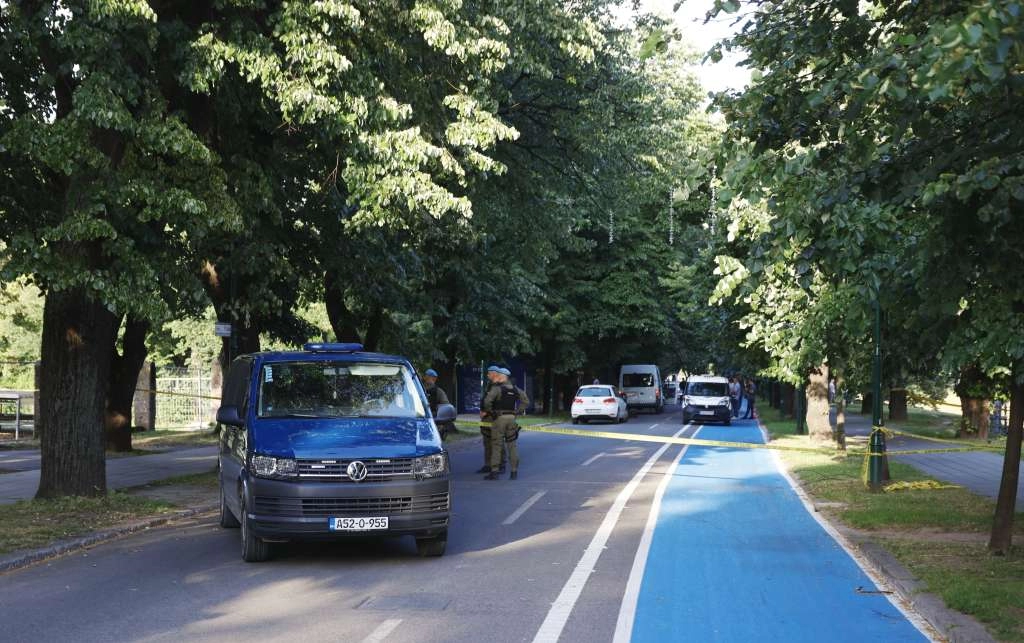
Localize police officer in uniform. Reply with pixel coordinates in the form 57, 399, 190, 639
422, 368, 454, 439
477, 366, 507, 474
481, 367, 529, 480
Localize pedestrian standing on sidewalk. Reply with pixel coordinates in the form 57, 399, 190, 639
742, 378, 757, 419
481, 367, 529, 480
729, 376, 742, 418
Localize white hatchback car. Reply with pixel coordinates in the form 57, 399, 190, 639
571, 385, 628, 424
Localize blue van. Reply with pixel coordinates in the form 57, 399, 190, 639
216, 343, 454, 562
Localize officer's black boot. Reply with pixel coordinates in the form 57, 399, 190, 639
484, 470, 500, 480
509, 470, 518, 480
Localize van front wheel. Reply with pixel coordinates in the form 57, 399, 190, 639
416, 530, 447, 557
240, 495, 271, 562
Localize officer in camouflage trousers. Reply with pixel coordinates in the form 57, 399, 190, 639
481, 367, 529, 480
477, 366, 507, 473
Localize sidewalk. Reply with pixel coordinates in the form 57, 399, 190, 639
840, 412, 1022, 507
0, 446, 217, 505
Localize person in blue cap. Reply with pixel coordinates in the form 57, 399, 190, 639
422, 368, 454, 438
477, 365, 508, 474
481, 366, 529, 480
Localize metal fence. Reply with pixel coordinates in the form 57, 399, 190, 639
150, 368, 218, 430
0, 391, 34, 438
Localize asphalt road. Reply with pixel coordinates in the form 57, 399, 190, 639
0, 405, 932, 642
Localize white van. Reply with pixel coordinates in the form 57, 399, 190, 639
619, 364, 663, 414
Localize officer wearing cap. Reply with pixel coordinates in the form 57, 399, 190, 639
477, 366, 507, 473
422, 368, 454, 439
481, 366, 529, 480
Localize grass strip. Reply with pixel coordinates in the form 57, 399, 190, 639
0, 492, 177, 556
882, 539, 1024, 642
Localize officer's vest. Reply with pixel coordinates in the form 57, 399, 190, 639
495, 384, 519, 412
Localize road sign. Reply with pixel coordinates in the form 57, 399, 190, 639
214, 322, 232, 337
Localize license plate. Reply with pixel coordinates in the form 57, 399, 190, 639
329, 516, 389, 531
585, 409, 601, 413
699, 410, 715, 416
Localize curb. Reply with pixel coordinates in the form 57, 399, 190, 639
850, 537, 996, 643
0, 503, 217, 575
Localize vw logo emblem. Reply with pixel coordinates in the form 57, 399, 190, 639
346, 461, 368, 482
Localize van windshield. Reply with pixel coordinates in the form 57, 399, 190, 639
687, 382, 729, 397
257, 361, 425, 419
622, 373, 654, 387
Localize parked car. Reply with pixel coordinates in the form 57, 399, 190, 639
680, 375, 732, 425
216, 342, 453, 562
619, 364, 664, 413
571, 385, 628, 424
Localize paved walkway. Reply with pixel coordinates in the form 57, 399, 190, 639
0, 446, 218, 504
840, 412, 1021, 507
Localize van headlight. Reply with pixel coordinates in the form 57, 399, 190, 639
413, 453, 449, 479
250, 454, 297, 479
719, 397, 732, 408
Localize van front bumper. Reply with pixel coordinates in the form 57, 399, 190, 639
245, 476, 450, 540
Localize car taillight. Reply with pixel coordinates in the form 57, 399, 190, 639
603, 398, 616, 403
574, 397, 583, 404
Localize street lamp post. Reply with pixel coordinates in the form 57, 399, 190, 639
868, 294, 889, 490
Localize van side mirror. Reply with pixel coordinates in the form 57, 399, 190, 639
434, 403, 456, 423
217, 405, 243, 427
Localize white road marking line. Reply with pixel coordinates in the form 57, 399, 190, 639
762, 423, 939, 641
581, 453, 605, 467
362, 618, 403, 643
613, 425, 699, 643
531, 424, 689, 643
503, 491, 547, 525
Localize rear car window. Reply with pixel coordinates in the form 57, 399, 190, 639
578, 387, 613, 397
257, 361, 425, 419
686, 382, 729, 397
622, 373, 655, 387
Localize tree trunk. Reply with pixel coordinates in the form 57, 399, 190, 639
364, 304, 384, 352
36, 288, 118, 499
541, 339, 554, 415
988, 373, 1023, 555
956, 363, 993, 439
324, 271, 362, 343
834, 371, 847, 450
958, 396, 991, 439
806, 364, 832, 442
860, 391, 873, 415
888, 388, 908, 422
781, 383, 795, 417
105, 317, 150, 452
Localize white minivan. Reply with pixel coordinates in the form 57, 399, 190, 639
619, 364, 663, 414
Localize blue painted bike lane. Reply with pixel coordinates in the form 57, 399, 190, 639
627, 422, 930, 642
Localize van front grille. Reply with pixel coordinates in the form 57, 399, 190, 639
295, 458, 415, 482
254, 493, 450, 517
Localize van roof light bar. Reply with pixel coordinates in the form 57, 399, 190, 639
304, 342, 364, 352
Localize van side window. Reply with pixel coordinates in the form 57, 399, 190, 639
223, 358, 253, 415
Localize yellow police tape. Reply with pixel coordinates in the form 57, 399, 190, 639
452, 420, 1008, 460
883, 480, 960, 492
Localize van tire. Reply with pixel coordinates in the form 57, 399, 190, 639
240, 495, 271, 562
416, 530, 447, 557
572, 417, 580, 425
219, 482, 240, 528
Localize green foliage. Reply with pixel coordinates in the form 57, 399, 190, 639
709, 0, 1024, 387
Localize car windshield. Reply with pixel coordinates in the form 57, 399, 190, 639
622, 373, 654, 387
578, 387, 613, 397
687, 382, 729, 397
257, 361, 425, 419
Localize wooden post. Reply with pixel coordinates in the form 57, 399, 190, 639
133, 361, 156, 431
